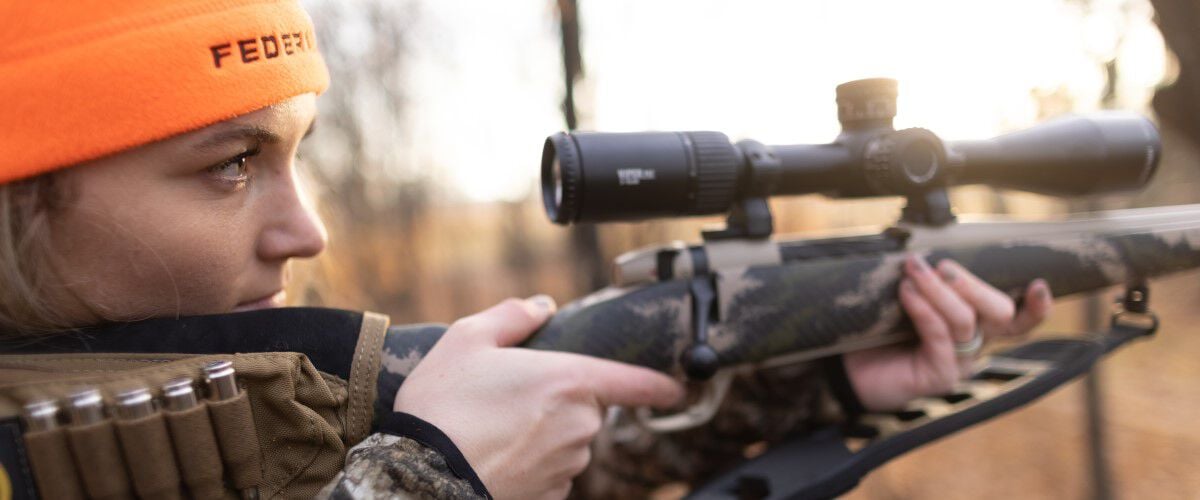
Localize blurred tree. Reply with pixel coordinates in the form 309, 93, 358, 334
298, 0, 427, 318
556, 0, 607, 292
303, 0, 423, 212
502, 201, 538, 293
1150, 0, 1200, 146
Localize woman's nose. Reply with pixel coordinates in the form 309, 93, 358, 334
257, 176, 327, 262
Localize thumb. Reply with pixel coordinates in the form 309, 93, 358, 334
456, 295, 557, 347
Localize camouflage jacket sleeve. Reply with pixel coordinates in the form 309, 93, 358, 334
318, 432, 484, 500
574, 360, 847, 498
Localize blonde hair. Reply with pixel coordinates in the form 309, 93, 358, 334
0, 174, 73, 335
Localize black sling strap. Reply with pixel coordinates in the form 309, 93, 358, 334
687, 312, 1157, 500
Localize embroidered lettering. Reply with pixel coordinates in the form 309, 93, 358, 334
261, 35, 280, 58
208, 30, 316, 69
238, 39, 259, 63
210, 43, 233, 68
282, 33, 295, 55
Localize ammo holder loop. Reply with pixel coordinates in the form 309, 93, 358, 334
0, 312, 389, 499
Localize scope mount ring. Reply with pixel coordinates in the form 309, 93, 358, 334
701, 140, 780, 241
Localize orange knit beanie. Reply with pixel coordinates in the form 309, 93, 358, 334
0, 0, 330, 183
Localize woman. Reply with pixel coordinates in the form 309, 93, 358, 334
0, 1, 1051, 498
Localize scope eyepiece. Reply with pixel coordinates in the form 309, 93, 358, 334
542, 133, 578, 224
542, 131, 741, 224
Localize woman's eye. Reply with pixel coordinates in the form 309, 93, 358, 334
212, 157, 247, 178
207, 149, 258, 184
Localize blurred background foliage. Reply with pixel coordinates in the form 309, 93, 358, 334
292, 0, 1200, 497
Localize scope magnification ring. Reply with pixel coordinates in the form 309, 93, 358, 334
685, 131, 740, 215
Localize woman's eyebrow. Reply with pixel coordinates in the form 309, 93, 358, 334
193, 125, 282, 151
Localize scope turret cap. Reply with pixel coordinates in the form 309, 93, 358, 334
836, 78, 898, 128
0, 0, 330, 184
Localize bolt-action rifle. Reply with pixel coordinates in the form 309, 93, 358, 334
408, 78, 1188, 498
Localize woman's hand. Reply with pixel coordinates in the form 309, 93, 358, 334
844, 256, 1054, 411
394, 296, 684, 500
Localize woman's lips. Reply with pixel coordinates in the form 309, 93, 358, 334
233, 290, 286, 312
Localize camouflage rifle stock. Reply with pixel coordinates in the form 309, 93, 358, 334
377, 202, 1200, 401
525, 203, 1200, 373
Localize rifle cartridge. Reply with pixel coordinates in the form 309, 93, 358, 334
204, 360, 240, 400
162, 377, 199, 411
66, 388, 105, 425
22, 399, 60, 432
114, 387, 155, 420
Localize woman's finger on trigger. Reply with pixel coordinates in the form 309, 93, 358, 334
576, 356, 685, 409
935, 260, 1016, 336
905, 255, 976, 344
1010, 279, 1053, 336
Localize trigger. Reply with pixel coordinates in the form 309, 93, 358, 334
634, 370, 735, 433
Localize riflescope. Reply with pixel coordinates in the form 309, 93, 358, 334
542, 78, 1160, 227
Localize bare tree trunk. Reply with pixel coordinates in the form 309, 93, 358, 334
1150, 0, 1200, 146
556, 0, 607, 292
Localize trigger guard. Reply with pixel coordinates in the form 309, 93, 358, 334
635, 370, 735, 433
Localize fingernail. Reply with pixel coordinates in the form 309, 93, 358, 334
907, 254, 930, 274
1031, 279, 1050, 298
526, 294, 555, 312
899, 279, 913, 294
938, 262, 957, 283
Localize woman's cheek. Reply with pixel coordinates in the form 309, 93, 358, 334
156, 223, 261, 311
73, 213, 257, 319
88, 241, 245, 319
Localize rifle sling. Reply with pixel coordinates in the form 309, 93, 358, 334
686, 320, 1155, 500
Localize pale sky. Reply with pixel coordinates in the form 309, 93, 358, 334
397, 0, 1167, 203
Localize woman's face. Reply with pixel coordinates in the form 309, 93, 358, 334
47, 94, 325, 324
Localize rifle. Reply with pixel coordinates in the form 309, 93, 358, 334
382, 78, 1194, 498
